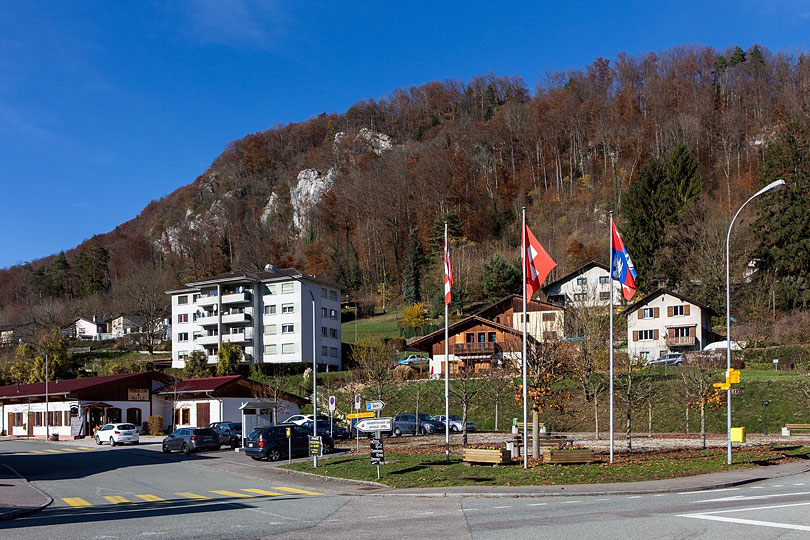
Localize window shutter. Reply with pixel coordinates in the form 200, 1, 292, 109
667, 306, 673, 317
638, 310, 643, 320
653, 329, 659, 340
654, 307, 660, 318
689, 326, 695, 337
633, 331, 639, 341
684, 305, 691, 316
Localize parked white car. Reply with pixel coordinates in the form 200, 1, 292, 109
282, 414, 330, 426
95, 423, 139, 446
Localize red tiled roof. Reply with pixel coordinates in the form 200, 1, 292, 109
158, 375, 242, 394
0, 372, 162, 400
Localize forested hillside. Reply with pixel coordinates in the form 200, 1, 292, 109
2, 43, 810, 339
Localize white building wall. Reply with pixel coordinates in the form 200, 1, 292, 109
626, 292, 710, 360
545, 266, 623, 307
171, 397, 300, 427
171, 290, 201, 368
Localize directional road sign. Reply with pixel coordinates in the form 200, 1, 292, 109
365, 400, 385, 412
354, 417, 393, 433
347, 412, 375, 419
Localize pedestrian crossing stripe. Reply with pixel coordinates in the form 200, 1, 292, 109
136, 494, 168, 503
241, 488, 290, 497
103, 496, 132, 505
63, 498, 92, 507
210, 490, 254, 498
273, 487, 323, 496
176, 492, 211, 500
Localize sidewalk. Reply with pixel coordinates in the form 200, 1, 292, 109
0, 464, 51, 520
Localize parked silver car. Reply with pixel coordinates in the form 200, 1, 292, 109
95, 423, 139, 446
162, 427, 220, 455
645, 353, 683, 366
432, 414, 476, 432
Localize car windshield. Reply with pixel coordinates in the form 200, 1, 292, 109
193, 428, 215, 436
247, 429, 264, 440
417, 413, 433, 421
449, 415, 462, 421
118, 424, 136, 430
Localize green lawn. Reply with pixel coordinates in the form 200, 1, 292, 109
341, 310, 402, 344
285, 445, 810, 488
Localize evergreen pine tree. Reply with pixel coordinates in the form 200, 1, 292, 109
754, 121, 810, 309
183, 350, 212, 378
402, 228, 425, 305
481, 255, 521, 301
621, 157, 667, 288
665, 143, 702, 214
216, 342, 242, 376
729, 45, 746, 66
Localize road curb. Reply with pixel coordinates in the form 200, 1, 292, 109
0, 464, 53, 521
273, 465, 388, 488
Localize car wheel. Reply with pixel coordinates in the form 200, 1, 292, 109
162, 444, 170, 454
110, 438, 116, 447
451, 425, 459, 433
267, 448, 282, 462
95, 435, 102, 445
230, 439, 238, 449
323, 442, 334, 454
419, 426, 427, 435
182, 443, 190, 455
394, 427, 402, 437
250, 455, 263, 461
133, 441, 139, 445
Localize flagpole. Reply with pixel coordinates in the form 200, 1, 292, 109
444, 222, 450, 464
521, 207, 528, 469
609, 211, 615, 464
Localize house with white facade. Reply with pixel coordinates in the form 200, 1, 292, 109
156, 375, 307, 428
0, 371, 172, 438
168, 269, 342, 371
62, 316, 113, 341
109, 315, 147, 337
542, 262, 623, 307
625, 289, 719, 361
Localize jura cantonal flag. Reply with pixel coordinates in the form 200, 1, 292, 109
524, 225, 556, 299
444, 237, 453, 306
611, 220, 637, 300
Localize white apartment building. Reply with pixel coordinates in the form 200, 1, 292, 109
168, 269, 342, 371
542, 262, 624, 307
625, 288, 718, 361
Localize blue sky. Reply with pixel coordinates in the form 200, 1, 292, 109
1, 0, 808, 269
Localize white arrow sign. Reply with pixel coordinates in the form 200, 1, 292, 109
366, 400, 385, 412
354, 417, 393, 433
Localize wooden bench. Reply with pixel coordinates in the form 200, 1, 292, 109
513, 422, 545, 431
782, 424, 810, 436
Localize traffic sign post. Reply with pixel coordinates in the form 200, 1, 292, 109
354, 394, 361, 449
347, 412, 374, 419
365, 400, 385, 412
286, 427, 292, 465
329, 395, 335, 437
354, 417, 393, 433
370, 435, 384, 479
354, 394, 361, 409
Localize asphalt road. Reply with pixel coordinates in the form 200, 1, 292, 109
2, 438, 810, 539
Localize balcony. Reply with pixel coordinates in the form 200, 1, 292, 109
197, 295, 219, 307
454, 342, 501, 356
666, 335, 696, 348
222, 291, 252, 304
222, 312, 251, 325
222, 331, 252, 344
197, 314, 219, 326
196, 334, 220, 346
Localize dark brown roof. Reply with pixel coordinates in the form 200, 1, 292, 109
474, 294, 563, 319
0, 372, 168, 400
158, 375, 242, 393
407, 315, 537, 349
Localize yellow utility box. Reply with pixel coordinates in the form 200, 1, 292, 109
731, 427, 746, 442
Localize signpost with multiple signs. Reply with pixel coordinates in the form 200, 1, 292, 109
354, 417, 393, 433
370, 436, 384, 466
308, 436, 322, 457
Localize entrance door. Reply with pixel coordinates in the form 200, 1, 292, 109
196, 402, 210, 427
27, 412, 34, 436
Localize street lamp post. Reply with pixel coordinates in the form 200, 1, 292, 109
725, 179, 785, 465
761, 400, 770, 436
265, 264, 319, 468
20, 339, 49, 440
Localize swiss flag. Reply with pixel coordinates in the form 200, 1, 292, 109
525, 225, 556, 299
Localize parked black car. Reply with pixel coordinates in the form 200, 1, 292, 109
391, 413, 445, 436
162, 427, 221, 455
244, 423, 334, 462
209, 421, 242, 448
300, 420, 350, 440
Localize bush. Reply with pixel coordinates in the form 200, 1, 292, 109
401, 302, 428, 327
146, 415, 164, 435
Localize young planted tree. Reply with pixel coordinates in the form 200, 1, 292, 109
613, 354, 657, 451
351, 337, 395, 402
448, 358, 487, 445
566, 304, 610, 438
680, 355, 725, 448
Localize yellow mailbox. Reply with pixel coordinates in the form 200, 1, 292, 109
731, 427, 746, 442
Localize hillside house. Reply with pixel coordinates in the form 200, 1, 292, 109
542, 262, 624, 307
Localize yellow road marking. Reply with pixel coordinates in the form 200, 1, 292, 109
30, 450, 46, 454
176, 492, 211, 500
273, 487, 323, 496
135, 494, 168, 503
210, 490, 254, 498
43, 449, 63, 453
63, 497, 92, 507
103, 496, 132, 505
60, 447, 82, 452
241, 488, 290, 497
